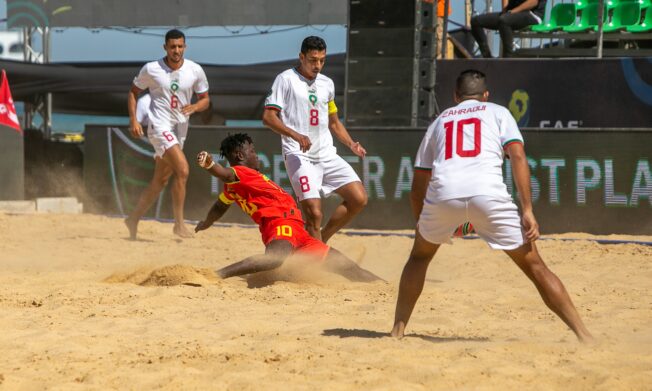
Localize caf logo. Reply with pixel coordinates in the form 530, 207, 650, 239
508, 89, 530, 127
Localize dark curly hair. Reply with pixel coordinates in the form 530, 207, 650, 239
220, 133, 253, 162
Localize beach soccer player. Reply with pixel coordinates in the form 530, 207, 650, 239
391, 69, 593, 342
262, 36, 367, 243
194, 133, 382, 282
125, 29, 210, 239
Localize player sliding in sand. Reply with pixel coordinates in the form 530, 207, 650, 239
194, 133, 382, 282
391, 69, 594, 342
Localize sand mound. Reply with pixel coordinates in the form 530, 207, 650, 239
105, 264, 220, 287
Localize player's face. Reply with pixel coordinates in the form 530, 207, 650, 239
241, 141, 260, 170
298, 49, 326, 79
164, 38, 186, 64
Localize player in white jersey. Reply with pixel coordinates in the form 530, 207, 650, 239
391, 70, 593, 342
125, 29, 210, 240
262, 36, 367, 243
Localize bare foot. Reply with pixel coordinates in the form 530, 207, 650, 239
173, 224, 194, 239
391, 321, 406, 339
124, 217, 138, 240
579, 332, 596, 345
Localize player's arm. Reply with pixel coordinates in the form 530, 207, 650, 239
410, 168, 432, 220
195, 198, 231, 233
505, 142, 540, 242
182, 92, 210, 116
128, 85, 144, 138
509, 0, 537, 13
262, 108, 312, 152
328, 113, 366, 158
196, 151, 237, 183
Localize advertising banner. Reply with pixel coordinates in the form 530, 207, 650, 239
84, 125, 651, 235
436, 58, 652, 128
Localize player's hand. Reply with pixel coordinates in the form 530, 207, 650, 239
181, 104, 196, 116
194, 220, 212, 233
294, 134, 312, 152
129, 120, 143, 138
349, 141, 366, 158
197, 151, 215, 169
521, 210, 540, 242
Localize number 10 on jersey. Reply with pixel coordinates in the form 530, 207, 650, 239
443, 118, 481, 159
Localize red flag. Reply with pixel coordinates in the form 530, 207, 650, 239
0, 70, 21, 133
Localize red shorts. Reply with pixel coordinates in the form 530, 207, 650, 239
260, 218, 330, 260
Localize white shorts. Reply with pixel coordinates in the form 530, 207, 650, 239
418, 195, 525, 250
147, 122, 189, 159
284, 153, 361, 201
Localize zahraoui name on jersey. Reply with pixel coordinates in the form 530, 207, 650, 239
415, 99, 524, 202
133, 58, 209, 132
265, 68, 337, 160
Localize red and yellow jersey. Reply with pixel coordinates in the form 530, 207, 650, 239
219, 165, 303, 225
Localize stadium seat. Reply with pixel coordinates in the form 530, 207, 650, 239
531, 3, 578, 32
575, 0, 601, 9
627, 0, 652, 31
564, 3, 605, 32
602, 1, 641, 31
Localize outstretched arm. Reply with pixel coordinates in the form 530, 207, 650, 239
196, 151, 237, 183
506, 142, 539, 242
195, 199, 231, 232
328, 114, 366, 158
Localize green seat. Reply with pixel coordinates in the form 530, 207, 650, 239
602, 1, 641, 31
575, 0, 601, 9
627, 1, 652, 31
531, 3, 578, 32
564, 3, 605, 32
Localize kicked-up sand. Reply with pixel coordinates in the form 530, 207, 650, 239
0, 212, 650, 390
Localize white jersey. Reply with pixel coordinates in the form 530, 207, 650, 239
133, 58, 209, 132
264, 68, 337, 160
415, 99, 524, 202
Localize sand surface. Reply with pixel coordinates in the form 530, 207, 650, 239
0, 212, 650, 390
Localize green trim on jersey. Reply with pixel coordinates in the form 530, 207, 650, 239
502, 139, 523, 148
265, 103, 282, 111
414, 166, 433, 171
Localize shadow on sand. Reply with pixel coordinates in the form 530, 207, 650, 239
322, 328, 489, 343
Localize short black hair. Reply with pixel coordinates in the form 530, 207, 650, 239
220, 133, 253, 162
301, 36, 327, 54
165, 29, 185, 43
455, 69, 488, 98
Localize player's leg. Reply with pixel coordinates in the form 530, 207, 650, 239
124, 157, 173, 240
470, 11, 501, 58
504, 242, 594, 342
392, 198, 462, 338
322, 248, 383, 282
321, 181, 367, 243
300, 198, 324, 241
469, 195, 593, 342
216, 240, 293, 279
161, 144, 193, 238
319, 156, 367, 243
285, 154, 324, 240
391, 231, 440, 338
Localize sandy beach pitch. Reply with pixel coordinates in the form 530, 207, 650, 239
0, 212, 650, 390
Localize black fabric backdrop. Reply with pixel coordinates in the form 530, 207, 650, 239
1, 54, 346, 120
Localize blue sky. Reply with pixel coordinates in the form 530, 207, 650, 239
0, 0, 471, 64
